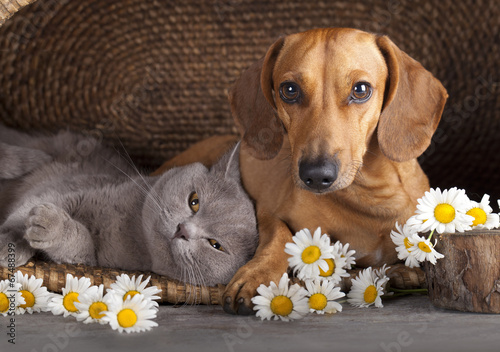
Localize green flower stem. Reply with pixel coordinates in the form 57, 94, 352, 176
386, 287, 428, 297
427, 229, 435, 242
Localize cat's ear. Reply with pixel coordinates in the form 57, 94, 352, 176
211, 142, 241, 182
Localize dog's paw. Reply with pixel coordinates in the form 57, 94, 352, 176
222, 262, 285, 315
25, 203, 67, 249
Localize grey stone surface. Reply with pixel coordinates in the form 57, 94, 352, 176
1, 295, 499, 352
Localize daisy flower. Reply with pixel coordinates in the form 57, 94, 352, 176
251, 273, 309, 322
390, 222, 420, 268
316, 251, 349, 285
332, 240, 356, 269
408, 233, 444, 265
413, 187, 474, 234
305, 279, 344, 314
107, 274, 161, 308
347, 267, 385, 308
102, 293, 158, 333
372, 264, 391, 292
74, 284, 112, 324
14, 271, 51, 314
284, 227, 334, 280
48, 274, 91, 317
465, 194, 500, 229
1, 279, 25, 316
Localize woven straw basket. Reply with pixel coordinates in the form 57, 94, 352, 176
0, 0, 497, 304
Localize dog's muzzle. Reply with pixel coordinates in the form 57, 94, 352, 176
298, 157, 339, 192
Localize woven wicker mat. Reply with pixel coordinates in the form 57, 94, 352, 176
0, 260, 425, 305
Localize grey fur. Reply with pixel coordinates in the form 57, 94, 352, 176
0, 126, 258, 286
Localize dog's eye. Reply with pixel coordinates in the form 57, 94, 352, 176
351, 82, 372, 103
279, 82, 301, 103
208, 239, 225, 252
189, 192, 199, 213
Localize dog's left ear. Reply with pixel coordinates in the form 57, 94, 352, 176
376, 36, 448, 162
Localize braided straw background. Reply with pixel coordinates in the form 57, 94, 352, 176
0, 0, 495, 303
0, 260, 425, 304
0, 0, 499, 198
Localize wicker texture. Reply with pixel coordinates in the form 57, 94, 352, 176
0, 0, 498, 199
0, 260, 425, 304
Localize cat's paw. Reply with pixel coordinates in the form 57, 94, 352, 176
25, 203, 67, 249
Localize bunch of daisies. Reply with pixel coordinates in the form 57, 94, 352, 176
1, 271, 161, 333
391, 188, 500, 268
251, 188, 500, 322
252, 227, 388, 321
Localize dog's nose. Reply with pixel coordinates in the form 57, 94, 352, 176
299, 158, 338, 191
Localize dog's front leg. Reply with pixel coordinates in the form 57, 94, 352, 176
222, 211, 292, 315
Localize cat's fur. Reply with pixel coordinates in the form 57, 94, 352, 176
0, 126, 258, 286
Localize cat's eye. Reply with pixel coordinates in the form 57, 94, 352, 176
189, 192, 199, 213
208, 239, 225, 252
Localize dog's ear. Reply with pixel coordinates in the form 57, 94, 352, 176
229, 37, 285, 160
376, 36, 448, 162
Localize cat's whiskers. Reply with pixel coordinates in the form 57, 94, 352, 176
108, 140, 168, 212
100, 155, 165, 214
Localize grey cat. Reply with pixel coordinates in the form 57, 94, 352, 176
0, 126, 258, 286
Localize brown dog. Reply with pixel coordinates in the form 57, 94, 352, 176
223, 27, 447, 314
158, 28, 447, 315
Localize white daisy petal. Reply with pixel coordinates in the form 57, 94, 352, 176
285, 227, 335, 281
13, 271, 51, 315
74, 284, 112, 324
465, 194, 500, 230
408, 234, 444, 265
1, 279, 25, 316
102, 294, 158, 333
413, 187, 473, 234
305, 279, 345, 314
252, 274, 309, 321
347, 268, 385, 308
107, 274, 161, 307
47, 274, 91, 317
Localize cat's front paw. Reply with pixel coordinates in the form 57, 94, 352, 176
25, 203, 67, 249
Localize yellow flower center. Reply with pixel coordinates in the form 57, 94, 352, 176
364, 285, 378, 304
270, 295, 293, 316
418, 241, 432, 253
403, 237, 413, 250
20, 290, 35, 309
434, 203, 455, 224
63, 292, 80, 313
123, 290, 140, 301
319, 258, 335, 277
117, 308, 138, 328
309, 293, 328, 311
466, 207, 487, 226
0, 292, 9, 313
89, 301, 108, 320
301, 245, 321, 264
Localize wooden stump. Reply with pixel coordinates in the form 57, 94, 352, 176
424, 230, 500, 313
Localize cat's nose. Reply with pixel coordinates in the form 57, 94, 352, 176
174, 223, 190, 240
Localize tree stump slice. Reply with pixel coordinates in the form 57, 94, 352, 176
424, 230, 500, 313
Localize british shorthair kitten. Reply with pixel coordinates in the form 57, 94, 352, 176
0, 126, 258, 286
